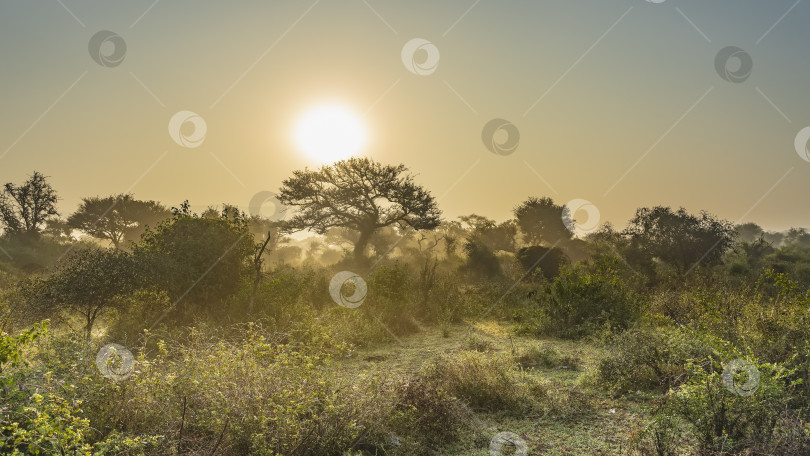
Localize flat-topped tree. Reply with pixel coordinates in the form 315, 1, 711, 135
278, 157, 441, 261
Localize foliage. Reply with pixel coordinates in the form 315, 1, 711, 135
278, 157, 441, 260
667, 356, 809, 454
67, 194, 170, 249
0, 171, 58, 239
513, 196, 572, 246
420, 350, 545, 413
539, 259, 643, 338
623, 206, 735, 274
133, 201, 254, 316
37, 248, 140, 340
460, 239, 502, 279
516, 245, 568, 280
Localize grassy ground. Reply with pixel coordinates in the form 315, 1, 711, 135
332, 321, 653, 455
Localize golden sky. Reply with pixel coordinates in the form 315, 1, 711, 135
1, 0, 809, 231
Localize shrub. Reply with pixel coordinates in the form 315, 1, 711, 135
539, 260, 643, 338
419, 350, 545, 414
595, 327, 715, 395
392, 377, 474, 452
666, 356, 809, 454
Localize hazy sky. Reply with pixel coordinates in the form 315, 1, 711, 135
2, 0, 809, 232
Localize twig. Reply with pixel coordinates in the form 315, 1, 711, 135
209, 418, 229, 455
177, 396, 186, 454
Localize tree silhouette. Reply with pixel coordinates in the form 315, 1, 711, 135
513, 197, 572, 246
0, 172, 58, 239
278, 158, 441, 261
624, 206, 735, 274
67, 194, 170, 249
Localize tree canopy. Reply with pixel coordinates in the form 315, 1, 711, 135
67, 194, 170, 249
38, 248, 140, 340
623, 206, 735, 274
133, 202, 255, 312
513, 197, 572, 246
278, 158, 441, 260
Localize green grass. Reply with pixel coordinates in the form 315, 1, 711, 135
331, 321, 652, 455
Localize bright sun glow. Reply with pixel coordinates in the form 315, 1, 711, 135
295, 104, 367, 163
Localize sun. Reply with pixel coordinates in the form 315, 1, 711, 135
294, 104, 367, 163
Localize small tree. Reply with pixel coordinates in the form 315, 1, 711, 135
68, 194, 170, 249
459, 214, 517, 253
0, 172, 58, 239
133, 202, 254, 311
39, 248, 139, 341
513, 197, 572, 246
278, 158, 441, 262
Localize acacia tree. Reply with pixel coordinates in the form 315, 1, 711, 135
0, 172, 58, 239
278, 158, 442, 261
67, 194, 170, 249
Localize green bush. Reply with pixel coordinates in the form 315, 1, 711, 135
595, 327, 715, 395
539, 261, 643, 338
420, 350, 545, 414
666, 356, 810, 454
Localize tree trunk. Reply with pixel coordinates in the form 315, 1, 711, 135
354, 229, 373, 263
248, 231, 273, 315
